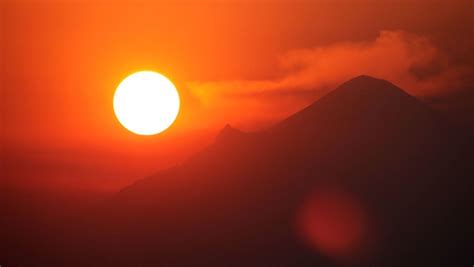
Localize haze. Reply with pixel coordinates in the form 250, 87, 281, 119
2, 0, 473, 193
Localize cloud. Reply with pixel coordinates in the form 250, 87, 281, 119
187, 31, 473, 130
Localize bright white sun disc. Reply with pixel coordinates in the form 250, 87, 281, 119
114, 71, 180, 135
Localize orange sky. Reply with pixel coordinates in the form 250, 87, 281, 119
2, 0, 473, 191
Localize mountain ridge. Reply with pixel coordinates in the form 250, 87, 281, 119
106, 75, 473, 267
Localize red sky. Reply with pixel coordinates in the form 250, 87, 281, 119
2, 0, 473, 192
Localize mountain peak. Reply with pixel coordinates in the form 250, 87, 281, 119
307, 75, 417, 109
275, 75, 434, 132
333, 75, 411, 98
347, 74, 386, 82
215, 124, 243, 142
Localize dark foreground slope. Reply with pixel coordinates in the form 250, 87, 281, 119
3, 76, 473, 267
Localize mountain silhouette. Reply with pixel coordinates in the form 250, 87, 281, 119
99, 75, 473, 267
3, 76, 472, 267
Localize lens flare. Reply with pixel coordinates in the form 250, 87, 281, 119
296, 189, 369, 261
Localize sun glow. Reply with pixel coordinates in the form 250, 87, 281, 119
113, 71, 180, 135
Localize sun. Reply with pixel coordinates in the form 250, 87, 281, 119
113, 71, 180, 135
